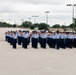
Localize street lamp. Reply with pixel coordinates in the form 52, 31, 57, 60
32, 15, 38, 24
67, 4, 76, 30
21, 19, 24, 23
28, 18, 31, 21
14, 20, 16, 24
9, 19, 10, 24
45, 11, 50, 24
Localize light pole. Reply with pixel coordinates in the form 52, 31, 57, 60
20, 19, 24, 28
21, 19, 24, 24
14, 20, 16, 24
67, 4, 76, 30
28, 18, 31, 21
45, 11, 50, 24
9, 19, 10, 24
32, 16, 38, 24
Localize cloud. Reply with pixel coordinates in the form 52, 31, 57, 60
0, 0, 76, 25
0, 0, 67, 5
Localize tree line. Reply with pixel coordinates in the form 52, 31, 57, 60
0, 18, 76, 31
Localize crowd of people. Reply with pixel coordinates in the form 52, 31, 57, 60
4, 30, 76, 49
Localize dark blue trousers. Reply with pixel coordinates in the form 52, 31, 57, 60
68, 39, 73, 48
47, 38, 53, 48
24, 38, 28, 48
73, 39, 76, 48
41, 38, 46, 48
12, 39, 17, 49
52, 39, 56, 48
18, 36, 22, 45
56, 39, 60, 49
32, 38, 38, 48
60, 39, 66, 49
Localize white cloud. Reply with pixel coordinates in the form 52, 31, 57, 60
0, 0, 76, 25
0, 0, 67, 5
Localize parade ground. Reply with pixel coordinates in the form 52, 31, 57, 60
0, 28, 76, 75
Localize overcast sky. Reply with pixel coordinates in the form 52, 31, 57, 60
0, 0, 76, 26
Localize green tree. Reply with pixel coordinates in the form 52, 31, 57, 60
69, 23, 73, 28
61, 25, 66, 29
73, 18, 76, 31
21, 21, 32, 28
0, 22, 12, 27
52, 24, 61, 28
12, 24, 17, 28
38, 23, 49, 30
33, 23, 39, 28
0, 22, 3, 27
30, 25, 35, 29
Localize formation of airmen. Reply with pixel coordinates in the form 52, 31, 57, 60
4, 30, 76, 49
